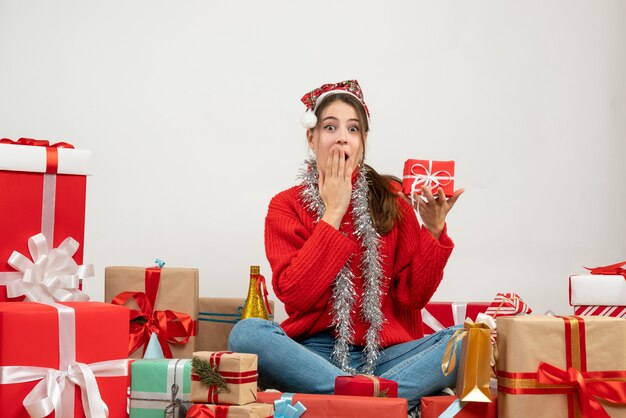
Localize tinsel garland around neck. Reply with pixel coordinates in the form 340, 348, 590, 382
298, 158, 384, 375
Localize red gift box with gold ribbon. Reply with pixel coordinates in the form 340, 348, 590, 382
105, 266, 198, 358
402, 159, 455, 197
0, 302, 130, 417
0, 138, 91, 302
496, 315, 626, 417
334, 374, 398, 397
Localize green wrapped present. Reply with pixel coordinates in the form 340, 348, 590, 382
130, 358, 191, 418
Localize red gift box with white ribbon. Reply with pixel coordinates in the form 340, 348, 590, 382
0, 302, 130, 417
421, 302, 491, 335
402, 159, 455, 197
0, 138, 91, 302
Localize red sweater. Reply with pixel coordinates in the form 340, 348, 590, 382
264, 185, 454, 348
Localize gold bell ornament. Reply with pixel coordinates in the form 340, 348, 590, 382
240, 265, 273, 320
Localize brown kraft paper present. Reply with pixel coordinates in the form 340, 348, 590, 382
197, 298, 275, 352
496, 315, 626, 417
191, 351, 258, 405
105, 266, 199, 358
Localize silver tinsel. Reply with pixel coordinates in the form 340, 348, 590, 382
298, 158, 385, 375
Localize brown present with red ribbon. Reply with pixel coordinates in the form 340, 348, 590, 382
402, 159, 455, 197
496, 315, 626, 417
105, 265, 198, 358
191, 351, 258, 405
334, 374, 398, 397
0, 138, 91, 302
186, 403, 273, 418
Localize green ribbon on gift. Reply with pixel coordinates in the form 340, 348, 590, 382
129, 358, 192, 418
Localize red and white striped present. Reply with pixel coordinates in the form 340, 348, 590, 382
484, 292, 532, 317
574, 305, 626, 318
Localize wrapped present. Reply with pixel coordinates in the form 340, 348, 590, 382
334, 374, 398, 398
574, 305, 626, 318
420, 389, 497, 418
421, 302, 491, 335
569, 262, 626, 306
256, 391, 408, 418
0, 301, 129, 417
0, 138, 91, 302
129, 358, 191, 418
186, 403, 274, 418
402, 159, 455, 197
496, 315, 626, 417
191, 351, 258, 405
197, 298, 274, 352
484, 292, 532, 318
105, 265, 198, 358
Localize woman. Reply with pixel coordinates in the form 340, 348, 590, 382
229, 80, 464, 409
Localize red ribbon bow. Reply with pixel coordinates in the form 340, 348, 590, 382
0, 137, 74, 149
537, 362, 626, 418
1, 137, 75, 173
111, 267, 195, 358
584, 261, 626, 279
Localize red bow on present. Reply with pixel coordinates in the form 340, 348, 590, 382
537, 362, 626, 418
0, 137, 74, 149
584, 261, 626, 279
112, 267, 195, 358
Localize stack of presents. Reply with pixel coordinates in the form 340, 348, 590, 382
0, 138, 625, 417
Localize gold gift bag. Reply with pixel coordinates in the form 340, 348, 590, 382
442, 319, 493, 402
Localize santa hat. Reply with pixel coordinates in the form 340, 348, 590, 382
300, 79, 370, 128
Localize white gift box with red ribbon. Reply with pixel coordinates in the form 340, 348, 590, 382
569, 275, 626, 306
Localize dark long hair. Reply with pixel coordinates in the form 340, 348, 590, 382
311, 94, 401, 235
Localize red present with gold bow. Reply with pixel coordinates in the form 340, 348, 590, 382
420, 389, 498, 418
496, 315, 626, 417
191, 351, 258, 405
0, 138, 91, 302
105, 265, 198, 358
402, 159, 455, 197
334, 374, 398, 397
186, 403, 273, 418
0, 302, 130, 417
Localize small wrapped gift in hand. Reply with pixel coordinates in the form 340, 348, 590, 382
402, 159, 455, 198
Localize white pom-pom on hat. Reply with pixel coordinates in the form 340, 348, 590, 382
301, 109, 318, 129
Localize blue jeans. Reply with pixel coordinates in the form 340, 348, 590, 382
228, 318, 460, 409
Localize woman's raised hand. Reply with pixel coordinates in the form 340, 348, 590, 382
319, 148, 355, 230
402, 187, 464, 240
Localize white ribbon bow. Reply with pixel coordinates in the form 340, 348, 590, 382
403, 161, 454, 209
4, 233, 93, 302
0, 359, 128, 418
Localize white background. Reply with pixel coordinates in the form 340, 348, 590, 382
1, 1, 625, 321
